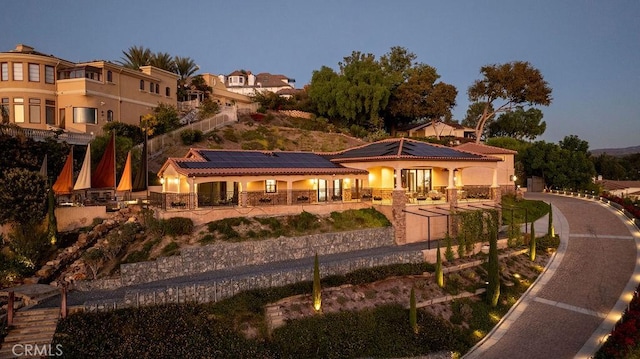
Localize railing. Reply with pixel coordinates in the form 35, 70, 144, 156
197, 191, 238, 208
460, 185, 492, 200
145, 106, 238, 157
0, 125, 94, 145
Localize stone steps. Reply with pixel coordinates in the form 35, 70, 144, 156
0, 308, 59, 359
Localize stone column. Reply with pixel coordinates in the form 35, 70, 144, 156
286, 180, 293, 205
392, 189, 407, 245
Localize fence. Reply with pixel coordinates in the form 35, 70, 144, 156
0, 125, 94, 145
145, 107, 238, 157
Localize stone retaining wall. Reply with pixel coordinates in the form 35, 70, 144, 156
76, 227, 395, 290
83, 250, 424, 312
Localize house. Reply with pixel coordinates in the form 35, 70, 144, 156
454, 142, 518, 193
0, 44, 178, 136
596, 180, 640, 200
157, 138, 506, 244
408, 121, 475, 140
218, 70, 295, 97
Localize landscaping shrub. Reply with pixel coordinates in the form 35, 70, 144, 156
206, 217, 251, 241
161, 241, 180, 256
162, 217, 193, 237
290, 211, 319, 232
179, 129, 203, 145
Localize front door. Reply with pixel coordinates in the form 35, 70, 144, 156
317, 179, 327, 202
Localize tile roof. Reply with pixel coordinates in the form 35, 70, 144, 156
323, 138, 499, 163
455, 142, 518, 155
162, 149, 367, 177
596, 180, 640, 191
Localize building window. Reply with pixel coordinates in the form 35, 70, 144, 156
1, 98, 9, 123
106, 70, 112, 82
45, 65, 54, 84
265, 180, 277, 193
13, 63, 23, 81
29, 98, 41, 123
107, 110, 113, 122
155, 83, 159, 94
14, 98, 24, 123
1, 63, 8, 81
140, 80, 144, 90
73, 107, 97, 124
150, 82, 154, 92
239, 77, 244, 84
45, 100, 55, 125
59, 108, 66, 127
28, 63, 40, 82
165, 87, 170, 96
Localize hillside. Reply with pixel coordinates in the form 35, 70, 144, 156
149, 114, 368, 172
591, 145, 640, 157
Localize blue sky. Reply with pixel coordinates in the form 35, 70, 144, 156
2, 0, 639, 150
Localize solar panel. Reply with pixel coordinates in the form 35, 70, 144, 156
181, 150, 343, 169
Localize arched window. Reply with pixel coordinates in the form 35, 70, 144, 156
139, 80, 144, 90
107, 110, 113, 122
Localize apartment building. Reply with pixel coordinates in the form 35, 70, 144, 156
0, 44, 178, 135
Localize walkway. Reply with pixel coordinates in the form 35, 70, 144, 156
465, 192, 640, 359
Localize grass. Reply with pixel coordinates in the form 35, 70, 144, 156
501, 194, 550, 225
202, 208, 391, 243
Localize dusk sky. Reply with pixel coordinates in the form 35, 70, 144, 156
2, 0, 639, 150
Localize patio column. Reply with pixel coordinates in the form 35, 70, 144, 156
240, 181, 248, 207
394, 166, 403, 190
492, 168, 498, 188
189, 176, 197, 209
286, 180, 292, 205
447, 167, 456, 189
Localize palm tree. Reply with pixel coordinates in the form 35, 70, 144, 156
119, 45, 152, 69
150, 52, 176, 73
174, 56, 199, 81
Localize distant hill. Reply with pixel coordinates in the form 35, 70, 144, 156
590, 145, 640, 157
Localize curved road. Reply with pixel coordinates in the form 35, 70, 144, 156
465, 192, 640, 359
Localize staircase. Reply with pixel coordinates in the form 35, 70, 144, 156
0, 308, 59, 359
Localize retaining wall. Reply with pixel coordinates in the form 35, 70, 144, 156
76, 227, 395, 290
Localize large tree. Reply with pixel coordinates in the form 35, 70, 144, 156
467, 61, 552, 143
119, 45, 152, 69
308, 52, 391, 131
149, 52, 176, 72
174, 56, 199, 81
488, 107, 546, 140
386, 64, 457, 136
0, 168, 48, 228
521, 135, 596, 190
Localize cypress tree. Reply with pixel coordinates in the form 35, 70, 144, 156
486, 211, 500, 307
47, 187, 57, 245
435, 243, 444, 287
409, 287, 418, 334
548, 203, 554, 237
312, 253, 322, 312
530, 221, 536, 261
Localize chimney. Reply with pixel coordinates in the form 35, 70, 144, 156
14, 44, 35, 52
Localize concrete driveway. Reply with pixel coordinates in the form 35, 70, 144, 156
464, 192, 640, 359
